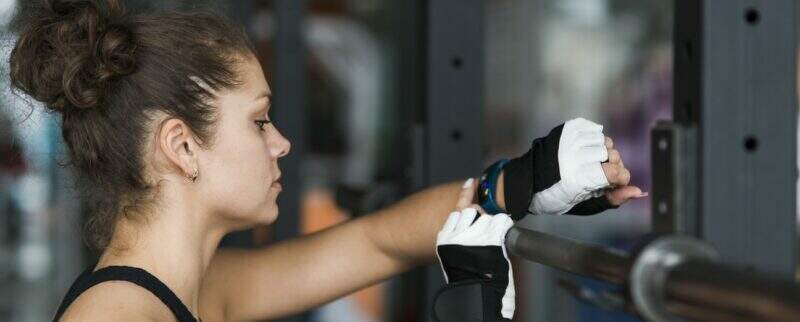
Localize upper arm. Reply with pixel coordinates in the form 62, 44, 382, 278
201, 217, 409, 322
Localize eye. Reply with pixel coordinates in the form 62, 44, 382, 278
255, 119, 271, 132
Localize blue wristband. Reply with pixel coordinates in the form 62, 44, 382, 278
479, 159, 509, 215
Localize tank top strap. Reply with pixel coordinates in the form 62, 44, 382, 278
53, 265, 199, 322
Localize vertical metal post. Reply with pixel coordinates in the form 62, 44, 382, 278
423, 0, 485, 182
388, 0, 426, 319
271, 0, 306, 243
673, 0, 797, 276
420, 0, 485, 320
271, 1, 308, 321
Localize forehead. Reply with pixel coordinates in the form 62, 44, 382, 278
236, 54, 270, 94
206, 53, 270, 119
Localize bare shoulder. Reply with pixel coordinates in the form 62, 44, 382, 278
57, 280, 170, 322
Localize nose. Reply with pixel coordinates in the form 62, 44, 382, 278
269, 124, 291, 159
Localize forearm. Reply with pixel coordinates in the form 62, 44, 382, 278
362, 181, 463, 267
207, 177, 510, 321
363, 176, 509, 267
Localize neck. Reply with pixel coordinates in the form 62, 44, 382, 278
96, 199, 229, 318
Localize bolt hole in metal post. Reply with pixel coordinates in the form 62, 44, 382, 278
744, 8, 760, 25
744, 136, 758, 152
451, 56, 463, 69
450, 129, 462, 142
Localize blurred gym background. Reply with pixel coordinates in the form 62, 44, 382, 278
0, 0, 680, 321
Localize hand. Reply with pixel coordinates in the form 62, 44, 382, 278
432, 179, 515, 321
565, 136, 647, 216
600, 137, 648, 206
500, 118, 646, 218
529, 118, 613, 215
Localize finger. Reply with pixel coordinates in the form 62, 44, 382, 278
454, 207, 478, 232
607, 165, 630, 186
612, 166, 631, 186
603, 163, 630, 186
441, 211, 461, 234
604, 136, 614, 149
607, 149, 621, 164
619, 167, 631, 186
606, 186, 648, 206
456, 178, 476, 209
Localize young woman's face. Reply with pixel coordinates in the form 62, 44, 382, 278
197, 54, 290, 228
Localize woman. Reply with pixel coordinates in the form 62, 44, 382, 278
9, 1, 643, 321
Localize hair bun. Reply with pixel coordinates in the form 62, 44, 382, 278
10, 0, 136, 112
96, 24, 137, 80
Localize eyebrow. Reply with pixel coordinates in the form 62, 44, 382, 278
251, 91, 272, 114
254, 90, 271, 101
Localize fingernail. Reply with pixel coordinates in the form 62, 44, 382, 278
462, 178, 474, 189
639, 192, 649, 197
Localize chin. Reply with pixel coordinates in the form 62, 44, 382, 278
229, 207, 278, 227
258, 208, 279, 224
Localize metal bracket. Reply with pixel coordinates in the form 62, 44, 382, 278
650, 121, 698, 236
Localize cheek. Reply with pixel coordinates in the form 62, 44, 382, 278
203, 132, 272, 207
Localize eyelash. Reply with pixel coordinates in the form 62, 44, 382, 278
255, 119, 272, 132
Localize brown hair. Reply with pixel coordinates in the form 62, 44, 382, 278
9, 0, 254, 250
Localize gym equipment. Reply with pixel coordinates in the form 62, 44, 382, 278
506, 226, 800, 322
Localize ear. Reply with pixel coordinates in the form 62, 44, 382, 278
157, 118, 199, 179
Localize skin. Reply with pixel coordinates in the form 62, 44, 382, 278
59, 53, 644, 322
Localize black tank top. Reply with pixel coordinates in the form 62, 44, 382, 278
52, 265, 200, 322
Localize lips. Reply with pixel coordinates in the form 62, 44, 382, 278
271, 173, 282, 189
